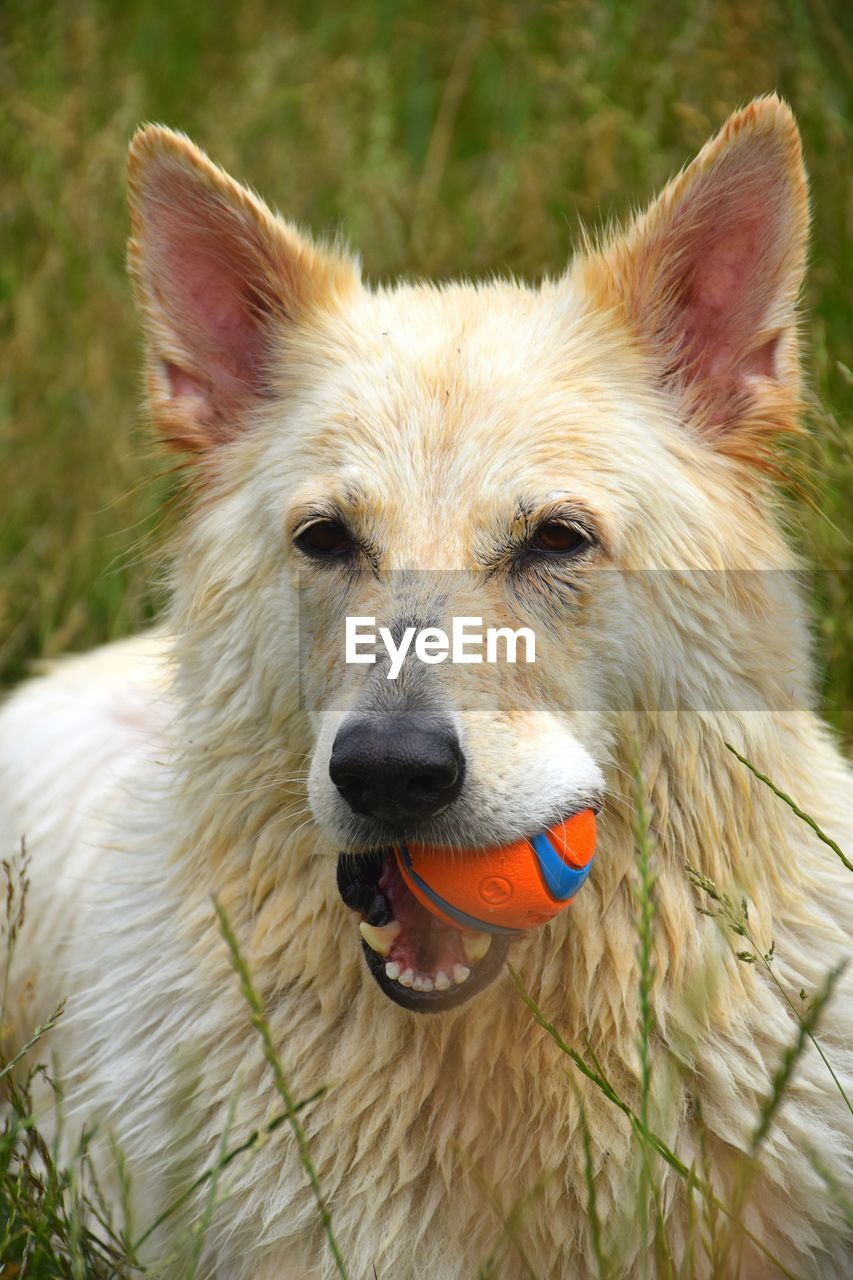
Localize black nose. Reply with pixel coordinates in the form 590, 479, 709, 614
329, 715, 464, 823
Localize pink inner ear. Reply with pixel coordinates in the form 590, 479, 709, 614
166, 249, 263, 392
144, 167, 275, 419
680, 211, 780, 386
654, 142, 796, 419
166, 362, 212, 406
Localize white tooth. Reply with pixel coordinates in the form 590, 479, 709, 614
421, 977, 435, 992
385, 961, 401, 981
462, 932, 492, 964
399, 968, 414, 988
412, 976, 427, 992
434, 971, 450, 991
359, 920, 401, 957
452, 964, 471, 985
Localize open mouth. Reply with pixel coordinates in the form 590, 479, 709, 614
337, 850, 512, 1012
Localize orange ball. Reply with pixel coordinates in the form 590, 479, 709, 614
395, 809, 596, 934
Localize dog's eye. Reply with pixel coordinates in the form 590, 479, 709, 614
295, 519, 354, 559
530, 521, 590, 556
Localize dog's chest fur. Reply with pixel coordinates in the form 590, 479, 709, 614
6, 638, 850, 1278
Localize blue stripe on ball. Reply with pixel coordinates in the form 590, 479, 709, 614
530, 831, 594, 901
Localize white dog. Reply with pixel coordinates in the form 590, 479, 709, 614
1, 95, 851, 1277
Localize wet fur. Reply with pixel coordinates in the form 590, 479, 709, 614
1, 97, 851, 1277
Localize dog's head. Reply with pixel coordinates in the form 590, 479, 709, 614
128, 98, 809, 1010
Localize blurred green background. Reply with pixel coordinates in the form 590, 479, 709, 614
1, 0, 850, 741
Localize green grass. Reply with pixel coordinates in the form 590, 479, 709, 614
0, 2, 851, 1274
0, 844, 333, 1278
0, 0, 850, 738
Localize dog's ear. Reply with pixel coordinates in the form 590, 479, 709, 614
127, 126, 359, 451
583, 96, 808, 462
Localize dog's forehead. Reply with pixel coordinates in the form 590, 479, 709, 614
263, 276, 681, 566
299, 277, 654, 502
339, 279, 600, 410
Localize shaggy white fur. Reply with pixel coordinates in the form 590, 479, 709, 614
1, 96, 851, 1278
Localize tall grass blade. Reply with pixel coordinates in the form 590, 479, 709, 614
686, 865, 852, 1118
508, 967, 803, 1280
212, 897, 348, 1279
725, 743, 853, 872
131, 1088, 326, 1256
576, 1087, 609, 1280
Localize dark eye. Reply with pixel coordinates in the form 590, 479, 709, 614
530, 520, 591, 556
295, 519, 354, 559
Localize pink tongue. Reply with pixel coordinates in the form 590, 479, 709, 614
379, 855, 466, 975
